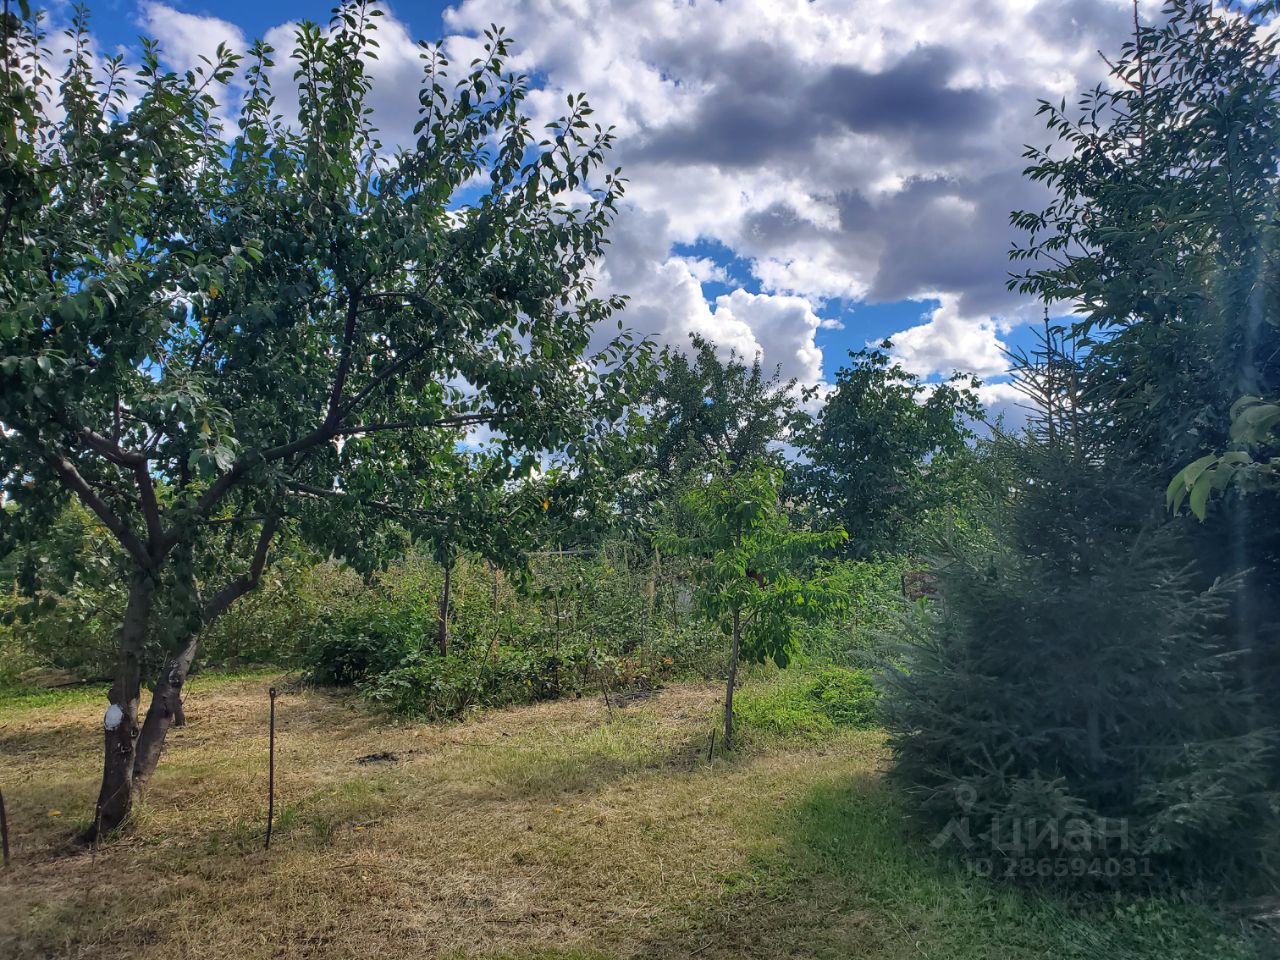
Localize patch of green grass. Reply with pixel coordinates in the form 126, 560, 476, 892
734, 666, 879, 740
1, 676, 1270, 960
761, 777, 1264, 960
445, 950, 615, 960
0, 680, 107, 712
205, 777, 397, 854
0, 666, 284, 714
278, 777, 395, 844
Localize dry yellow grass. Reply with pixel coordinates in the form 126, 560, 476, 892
0, 676, 885, 959
0, 675, 1268, 960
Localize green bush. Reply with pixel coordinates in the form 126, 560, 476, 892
0, 616, 40, 687
0, 588, 121, 680
261, 544, 743, 721
202, 561, 366, 667
650, 623, 727, 679
359, 643, 632, 720
303, 605, 428, 686
1, 527, 846, 718
809, 666, 879, 727
795, 558, 909, 660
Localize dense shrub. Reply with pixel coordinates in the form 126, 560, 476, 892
285, 548, 737, 719
797, 558, 909, 661
360, 647, 590, 719
648, 624, 726, 680
808, 666, 879, 727
0, 588, 121, 680
303, 607, 429, 686
204, 561, 368, 667
2, 530, 874, 723
0, 617, 39, 687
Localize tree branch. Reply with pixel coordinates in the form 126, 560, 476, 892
358, 289, 441, 313
281, 481, 453, 530
194, 308, 451, 518
201, 514, 279, 624
335, 343, 429, 421
326, 290, 362, 425
134, 463, 165, 551
46, 453, 151, 568
283, 479, 405, 515
70, 424, 148, 467
197, 514, 268, 527
333, 412, 498, 437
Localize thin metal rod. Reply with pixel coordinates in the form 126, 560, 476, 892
0, 787, 10, 867
265, 687, 277, 850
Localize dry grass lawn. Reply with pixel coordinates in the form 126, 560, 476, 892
0, 673, 1269, 960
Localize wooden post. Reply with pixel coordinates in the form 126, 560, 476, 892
600, 672, 614, 721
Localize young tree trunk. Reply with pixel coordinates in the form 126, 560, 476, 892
132, 517, 279, 803
133, 632, 200, 788
723, 606, 742, 751
437, 562, 452, 657
89, 571, 155, 840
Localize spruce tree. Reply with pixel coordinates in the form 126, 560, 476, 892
882, 328, 1274, 885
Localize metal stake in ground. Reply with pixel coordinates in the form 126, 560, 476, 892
0, 787, 10, 867
265, 686, 277, 850
598, 667, 614, 722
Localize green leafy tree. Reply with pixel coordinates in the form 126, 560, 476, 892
305, 446, 530, 658
794, 343, 982, 557
0, 4, 638, 836
517, 411, 660, 549
565, 333, 803, 552
1011, 0, 1280, 725
0, 502, 126, 679
1012, 1, 1280, 478
659, 463, 846, 749
645, 334, 807, 479
1169, 396, 1280, 519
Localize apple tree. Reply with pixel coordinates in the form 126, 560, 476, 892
0, 2, 639, 836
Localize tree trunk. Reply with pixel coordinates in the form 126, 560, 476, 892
723, 606, 741, 751
437, 562, 452, 657
134, 516, 278, 799
133, 632, 200, 788
89, 571, 155, 840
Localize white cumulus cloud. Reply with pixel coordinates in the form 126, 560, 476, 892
124, 0, 1149, 402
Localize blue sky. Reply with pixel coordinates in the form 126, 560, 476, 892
85, 0, 409, 45
69, 0, 1137, 415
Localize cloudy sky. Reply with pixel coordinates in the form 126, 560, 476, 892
70, 0, 1154, 416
